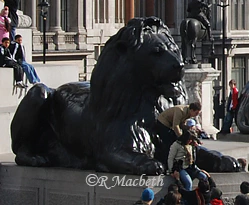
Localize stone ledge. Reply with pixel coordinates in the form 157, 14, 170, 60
0, 153, 248, 204
0, 162, 248, 205
217, 131, 249, 142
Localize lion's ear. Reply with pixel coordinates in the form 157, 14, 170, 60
115, 40, 127, 54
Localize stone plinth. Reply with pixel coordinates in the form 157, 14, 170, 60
0, 154, 248, 205
184, 63, 221, 139
0, 161, 172, 205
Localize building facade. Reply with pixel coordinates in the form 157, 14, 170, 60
18, 0, 249, 95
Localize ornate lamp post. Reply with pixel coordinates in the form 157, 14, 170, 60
217, 0, 229, 121
38, 0, 50, 64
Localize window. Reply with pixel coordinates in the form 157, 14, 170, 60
115, 0, 124, 23
94, 45, 105, 61
232, 56, 245, 92
134, 0, 146, 17
61, 0, 69, 31
95, 0, 109, 23
155, 0, 165, 22
231, 0, 245, 30
210, 0, 218, 30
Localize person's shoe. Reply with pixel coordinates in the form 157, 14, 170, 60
15, 82, 28, 89
15, 82, 25, 88
23, 83, 28, 88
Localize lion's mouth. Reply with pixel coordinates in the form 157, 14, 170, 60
155, 63, 185, 98
172, 64, 185, 82
158, 68, 185, 98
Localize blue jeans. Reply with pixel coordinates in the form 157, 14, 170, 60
180, 165, 207, 191
10, 26, 16, 42
21, 61, 40, 84
220, 111, 234, 133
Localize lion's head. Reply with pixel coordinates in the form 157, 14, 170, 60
90, 17, 186, 117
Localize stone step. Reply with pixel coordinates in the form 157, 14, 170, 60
0, 156, 248, 205
196, 172, 249, 198
201, 139, 249, 161
217, 131, 249, 143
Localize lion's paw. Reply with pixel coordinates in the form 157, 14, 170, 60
31, 155, 50, 167
138, 159, 165, 175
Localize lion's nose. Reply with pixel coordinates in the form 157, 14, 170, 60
173, 63, 184, 71
179, 63, 184, 69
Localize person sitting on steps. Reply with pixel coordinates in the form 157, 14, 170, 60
9, 34, 40, 84
0, 37, 26, 88
168, 129, 207, 191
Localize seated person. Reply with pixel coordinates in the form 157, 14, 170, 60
168, 129, 207, 191
195, 123, 210, 139
210, 187, 224, 205
164, 191, 182, 205
186, 118, 209, 139
235, 181, 249, 205
237, 158, 247, 172
156, 184, 182, 205
172, 170, 217, 205
134, 188, 154, 205
0, 37, 26, 88
9, 34, 40, 84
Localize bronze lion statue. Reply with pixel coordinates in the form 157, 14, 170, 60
11, 17, 187, 175
11, 17, 239, 175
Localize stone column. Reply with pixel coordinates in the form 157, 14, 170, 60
49, 0, 62, 31
85, 1, 93, 29
146, 0, 154, 17
69, 0, 86, 50
50, 0, 66, 50
165, 0, 174, 28
125, 0, 134, 25
184, 64, 221, 139
32, 0, 37, 30
174, 0, 185, 33
25, 0, 41, 50
76, 0, 86, 50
